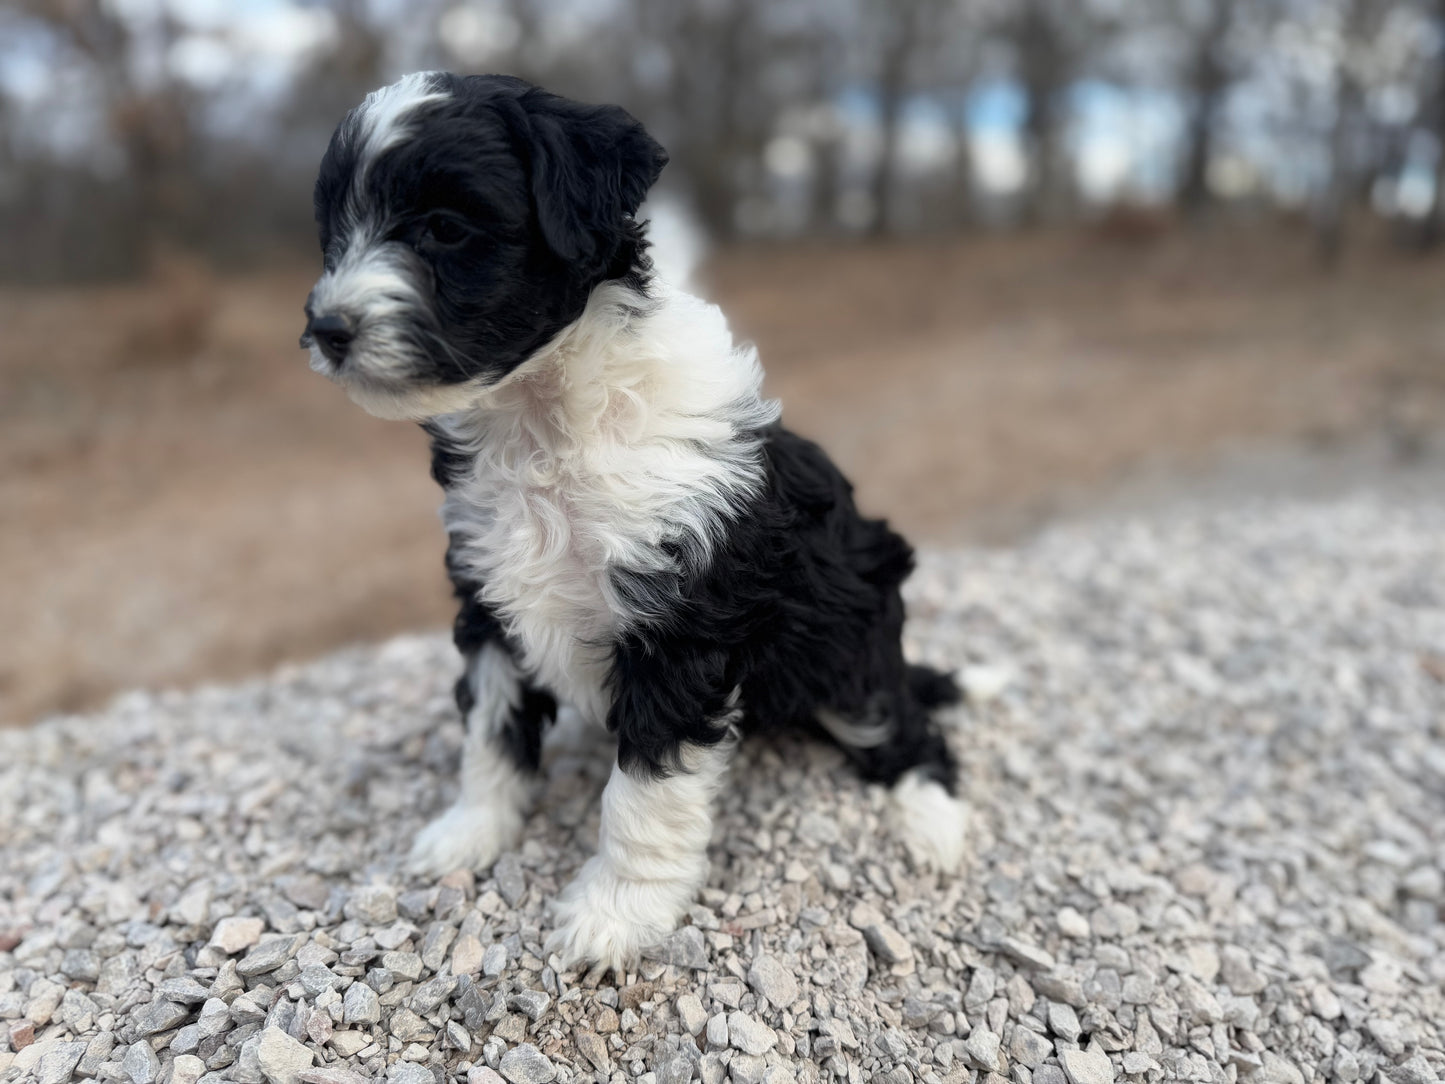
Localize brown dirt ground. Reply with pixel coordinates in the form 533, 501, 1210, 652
4, 227, 1444, 724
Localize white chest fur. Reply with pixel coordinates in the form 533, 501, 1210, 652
434, 282, 779, 725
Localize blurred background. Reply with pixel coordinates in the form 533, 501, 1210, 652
3, 0, 1445, 725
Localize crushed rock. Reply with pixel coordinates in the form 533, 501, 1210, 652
2, 494, 1444, 1084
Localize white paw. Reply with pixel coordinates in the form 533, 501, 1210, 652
892, 770, 969, 873
544, 856, 692, 974
408, 800, 522, 878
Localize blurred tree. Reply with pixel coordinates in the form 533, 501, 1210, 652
1308, 0, 1421, 263
1005, 0, 1118, 225
6, 0, 1445, 277
1009, 0, 1071, 224
285, 0, 387, 145
12, 0, 201, 271
867, 0, 935, 235
1414, 0, 1445, 246
1317, 0, 1373, 263
1177, 0, 1239, 216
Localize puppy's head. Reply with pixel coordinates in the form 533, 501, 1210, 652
302, 72, 667, 420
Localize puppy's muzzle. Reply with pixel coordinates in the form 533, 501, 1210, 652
300, 312, 356, 365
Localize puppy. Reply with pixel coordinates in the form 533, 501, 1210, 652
302, 72, 968, 971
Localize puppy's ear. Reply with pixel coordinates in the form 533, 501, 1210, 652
519, 91, 668, 272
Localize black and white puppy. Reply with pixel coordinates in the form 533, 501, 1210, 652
303, 72, 968, 971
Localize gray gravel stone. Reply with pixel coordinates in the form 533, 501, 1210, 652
997, 936, 1056, 971
729, 1054, 766, 1084
657, 1052, 695, 1084
707, 1012, 729, 1049
498, 1043, 556, 1084
389, 1008, 433, 1042
383, 950, 423, 981
413, 974, 457, 1014
121, 1041, 161, 1084
237, 936, 296, 976
172, 1053, 207, 1084
964, 1028, 1003, 1073
256, 1026, 314, 1084
343, 885, 397, 926
646, 924, 711, 970
1368, 1018, 1408, 1057
210, 917, 264, 954
158, 977, 211, 1005
35, 1042, 87, 1084
1010, 1026, 1053, 1067
341, 982, 380, 1026
387, 1065, 435, 1084
493, 855, 526, 907
727, 1012, 776, 1056
574, 1030, 609, 1072
1060, 1047, 1115, 1084
1057, 908, 1091, 939
747, 954, 798, 1009
1390, 1055, 1440, 1084
451, 934, 483, 975
1049, 1001, 1082, 1043
134, 997, 192, 1036
859, 922, 911, 965
78, 1030, 116, 1076
1121, 1053, 1157, 1076
508, 988, 550, 1021
677, 992, 708, 1036
481, 942, 507, 977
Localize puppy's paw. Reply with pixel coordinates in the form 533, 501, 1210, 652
891, 770, 969, 874
545, 856, 691, 974
408, 801, 522, 878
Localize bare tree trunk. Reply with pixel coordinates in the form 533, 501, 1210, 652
811, 130, 844, 236
1417, 0, 1445, 248
1178, 0, 1234, 217
1425, 143, 1445, 249
1014, 1, 1070, 227
949, 100, 977, 230
868, 0, 923, 237
1317, 0, 1390, 265
650, 0, 767, 242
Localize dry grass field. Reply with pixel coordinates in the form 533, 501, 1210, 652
3, 227, 1444, 724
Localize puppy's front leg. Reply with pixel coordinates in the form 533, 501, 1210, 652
410, 640, 553, 876
546, 738, 733, 974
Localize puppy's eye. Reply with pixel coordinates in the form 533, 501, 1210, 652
421, 211, 471, 248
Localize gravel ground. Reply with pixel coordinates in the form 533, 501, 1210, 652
2, 493, 1444, 1084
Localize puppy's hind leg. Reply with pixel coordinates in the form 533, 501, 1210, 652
409, 637, 556, 876
821, 676, 969, 874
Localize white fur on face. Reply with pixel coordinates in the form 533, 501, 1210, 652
545, 740, 733, 972
435, 280, 781, 726
409, 643, 533, 875
891, 768, 969, 873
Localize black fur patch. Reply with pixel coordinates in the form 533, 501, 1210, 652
607, 424, 958, 791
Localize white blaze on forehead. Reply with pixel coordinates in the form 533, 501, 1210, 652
354, 70, 451, 164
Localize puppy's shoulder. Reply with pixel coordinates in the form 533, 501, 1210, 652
758, 422, 856, 515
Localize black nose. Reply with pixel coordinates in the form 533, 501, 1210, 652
304, 313, 355, 364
